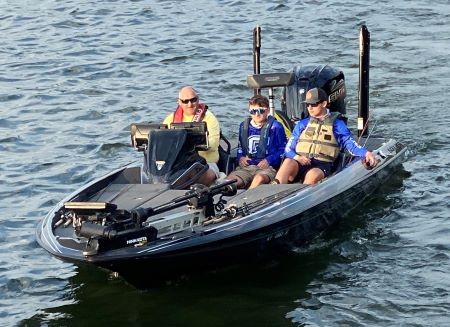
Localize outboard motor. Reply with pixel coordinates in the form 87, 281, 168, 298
131, 122, 209, 189
283, 64, 347, 121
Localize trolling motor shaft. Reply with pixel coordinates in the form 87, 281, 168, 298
131, 180, 238, 222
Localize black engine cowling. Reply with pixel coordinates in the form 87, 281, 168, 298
283, 64, 347, 121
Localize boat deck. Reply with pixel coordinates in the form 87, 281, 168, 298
89, 181, 307, 212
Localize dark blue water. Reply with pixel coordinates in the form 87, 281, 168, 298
1, 0, 449, 326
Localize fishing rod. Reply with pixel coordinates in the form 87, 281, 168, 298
362, 114, 378, 147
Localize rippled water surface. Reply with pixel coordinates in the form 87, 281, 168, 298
1, 0, 449, 326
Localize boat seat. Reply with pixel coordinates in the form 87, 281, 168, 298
274, 110, 294, 138
331, 151, 347, 174
218, 131, 236, 175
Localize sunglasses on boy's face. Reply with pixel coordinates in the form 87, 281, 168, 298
307, 101, 322, 107
249, 108, 267, 115
179, 96, 199, 104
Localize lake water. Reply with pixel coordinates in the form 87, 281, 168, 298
1, 0, 449, 326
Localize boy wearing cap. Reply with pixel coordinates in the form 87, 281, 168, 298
226, 95, 286, 189
274, 87, 377, 185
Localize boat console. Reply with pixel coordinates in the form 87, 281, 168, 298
130, 122, 210, 189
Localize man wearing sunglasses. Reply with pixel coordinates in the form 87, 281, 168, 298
274, 87, 378, 185
163, 86, 220, 186
226, 95, 286, 189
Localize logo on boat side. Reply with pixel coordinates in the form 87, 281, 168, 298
126, 236, 147, 245
155, 161, 165, 170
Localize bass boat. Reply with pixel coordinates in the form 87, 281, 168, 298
36, 26, 407, 286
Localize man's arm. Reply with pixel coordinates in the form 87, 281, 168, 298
334, 119, 367, 157
162, 113, 173, 127
204, 112, 220, 151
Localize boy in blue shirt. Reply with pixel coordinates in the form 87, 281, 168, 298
275, 88, 377, 185
226, 95, 287, 189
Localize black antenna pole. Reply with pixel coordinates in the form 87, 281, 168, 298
358, 25, 370, 137
253, 25, 261, 95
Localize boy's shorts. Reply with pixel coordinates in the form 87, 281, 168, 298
227, 165, 277, 188
296, 158, 333, 182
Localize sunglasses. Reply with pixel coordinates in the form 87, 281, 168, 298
249, 108, 267, 115
307, 101, 322, 107
179, 96, 199, 104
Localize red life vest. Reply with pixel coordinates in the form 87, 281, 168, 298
172, 103, 208, 123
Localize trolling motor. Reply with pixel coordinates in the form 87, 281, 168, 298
61, 180, 237, 256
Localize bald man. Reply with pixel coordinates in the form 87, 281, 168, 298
163, 86, 221, 186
